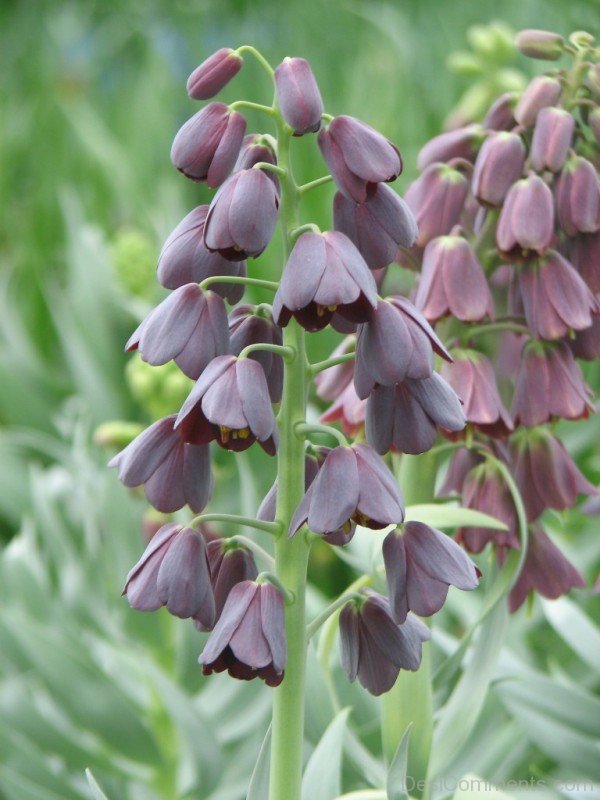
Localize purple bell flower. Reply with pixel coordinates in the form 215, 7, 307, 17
109, 415, 213, 513
200, 580, 286, 686
496, 175, 554, 256
514, 76, 562, 127
126, 284, 230, 380
228, 305, 283, 402
288, 444, 404, 536
456, 462, 520, 553
354, 296, 452, 399
564, 231, 600, 293
318, 115, 402, 202
417, 125, 484, 171
437, 447, 484, 497
123, 524, 215, 628
555, 156, 600, 236
204, 168, 279, 261
569, 315, 600, 361
171, 102, 246, 186
483, 92, 517, 132
366, 374, 466, 455
471, 132, 526, 207
383, 523, 479, 623
321, 381, 366, 440
530, 107, 575, 173
274, 57, 324, 135
333, 185, 418, 270
339, 591, 430, 696
157, 206, 247, 303
314, 336, 356, 401
186, 48, 244, 100
234, 134, 280, 189
199, 539, 258, 627
175, 355, 278, 455
404, 163, 469, 247
272, 231, 377, 331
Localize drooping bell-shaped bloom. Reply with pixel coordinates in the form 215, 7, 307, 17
204, 168, 279, 261
383, 523, 479, 623
569, 315, 600, 361
510, 428, 598, 521
511, 340, 593, 426
471, 132, 526, 207
288, 444, 404, 536
314, 336, 355, 401
228, 305, 283, 402
353, 297, 452, 399
200, 580, 286, 686
157, 206, 247, 303
339, 591, 430, 696
437, 447, 484, 497
440, 350, 513, 438
565, 231, 600, 293
512, 251, 598, 340
366, 374, 466, 455
109, 415, 213, 513
555, 156, 600, 237
318, 115, 402, 202
515, 29, 564, 60
272, 231, 377, 332
417, 124, 484, 171
171, 102, 246, 186
456, 462, 520, 553
333, 185, 418, 270
415, 235, 495, 322
514, 76, 562, 127
123, 524, 215, 628
175, 355, 278, 455
186, 48, 244, 100
530, 107, 575, 172
234, 134, 279, 189
320, 381, 366, 439
274, 57, 323, 135
483, 92, 517, 132
202, 539, 258, 625
496, 175, 554, 256
126, 284, 230, 380
507, 525, 585, 613
404, 163, 469, 247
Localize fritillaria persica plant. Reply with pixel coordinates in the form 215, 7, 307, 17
110, 31, 598, 800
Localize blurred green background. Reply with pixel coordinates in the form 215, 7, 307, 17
0, 1, 599, 799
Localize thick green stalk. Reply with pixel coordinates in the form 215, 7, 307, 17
268, 113, 311, 800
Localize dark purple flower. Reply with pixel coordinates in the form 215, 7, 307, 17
274, 57, 323, 135
314, 336, 355, 401
317, 115, 402, 203
569, 315, 600, 361
440, 350, 513, 438
512, 251, 598, 340
123, 524, 215, 627
321, 381, 366, 439
383, 523, 479, 623
456, 463, 520, 553
404, 163, 469, 247
565, 231, 600, 293
514, 76, 562, 127
228, 305, 283, 402
339, 591, 430, 696
515, 29, 565, 60
496, 175, 554, 256
204, 169, 279, 261
354, 297, 452, 399
530, 107, 575, 173
483, 92, 517, 132
171, 102, 246, 186
508, 525, 585, 613
186, 48, 244, 100
471, 132, 526, 207
437, 447, 484, 497
109, 415, 213, 513
366, 374, 466, 455
333, 185, 418, 270
201, 539, 258, 626
288, 444, 404, 536
510, 428, 598, 521
126, 284, 230, 380
234, 134, 279, 189
157, 206, 247, 303
175, 355, 278, 455
511, 340, 593, 426
417, 124, 484, 171
415, 235, 494, 322
555, 156, 600, 236
200, 580, 286, 686
272, 231, 377, 331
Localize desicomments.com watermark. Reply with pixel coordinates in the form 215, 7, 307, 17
401, 775, 600, 793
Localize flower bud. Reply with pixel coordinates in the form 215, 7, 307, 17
515, 29, 565, 60
228, 305, 283, 402
456, 462, 520, 553
171, 102, 246, 186
204, 539, 258, 624
483, 92, 517, 132
555, 156, 600, 236
274, 57, 324, 135
417, 124, 484, 171
514, 76, 562, 127
496, 175, 554, 255
472, 131, 525, 207
186, 48, 243, 100
530, 107, 575, 172
404, 163, 469, 246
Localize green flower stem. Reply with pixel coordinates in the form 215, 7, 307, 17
298, 174, 334, 194
189, 513, 282, 536
295, 421, 348, 447
290, 222, 321, 242
306, 591, 364, 639
198, 275, 279, 293
268, 104, 311, 800
228, 100, 275, 116
238, 343, 296, 362
309, 351, 356, 375
252, 162, 287, 177
228, 536, 275, 570
462, 320, 530, 340
256, 572, 295, 604
234, 45, 275, 79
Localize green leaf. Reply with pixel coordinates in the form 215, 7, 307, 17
386, 723, 412, 800
246, 725, 271, 800
541, 597, 600, 672
404, 504, 508, 531
85, 769, 110, 800
301, 708, 350, 800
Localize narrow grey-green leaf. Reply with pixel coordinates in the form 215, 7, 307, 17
85, 769, 110, 800
386, 723, 412, 800
541, 597, 600, 672
246, 724, 271, 800
301, 708, 350, 800
404, 504, 508, 531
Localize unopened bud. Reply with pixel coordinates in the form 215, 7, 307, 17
530, 107, 575, 172
514, 76, 562, 127
186, 48, 243, 100
515, 29, 564, 60
275, 57, 324, 135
